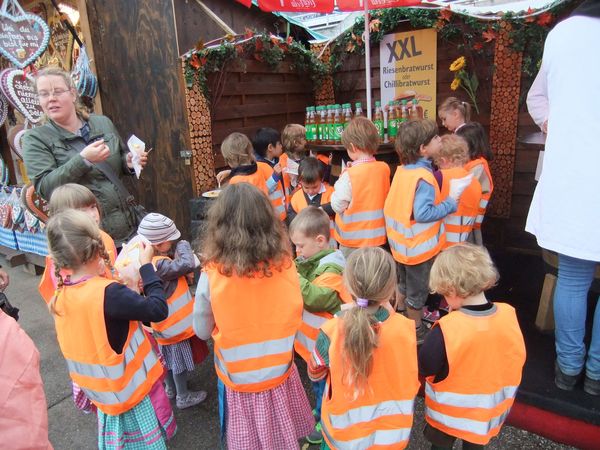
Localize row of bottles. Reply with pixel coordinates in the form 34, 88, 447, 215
305, 99, 423, 145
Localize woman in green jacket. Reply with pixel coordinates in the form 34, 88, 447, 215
22, 67, 148, 245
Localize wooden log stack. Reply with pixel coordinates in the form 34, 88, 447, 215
311, 43, 336, 106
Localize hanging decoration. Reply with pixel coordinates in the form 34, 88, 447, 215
71, 45, 97, 98
47, 8, 74, 70
0, 68, 43, 123
0, 92, 8, 126
0, 0, 50, 69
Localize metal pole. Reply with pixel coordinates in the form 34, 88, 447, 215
364, 1, 372, 119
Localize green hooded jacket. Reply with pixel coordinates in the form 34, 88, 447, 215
295, 249, 347, 315
22, 114, 136, 244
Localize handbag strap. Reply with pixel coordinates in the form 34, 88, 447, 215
67, 138, 135, 205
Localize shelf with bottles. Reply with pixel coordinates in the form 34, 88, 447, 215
306, 141, 395, 154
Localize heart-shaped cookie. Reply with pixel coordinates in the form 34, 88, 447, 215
0, 11, 50, 69
0, 68, 43, 123
0, 92, 7, 126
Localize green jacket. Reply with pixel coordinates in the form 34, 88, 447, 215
22, 114, 136, 244
295, 249, 346, 315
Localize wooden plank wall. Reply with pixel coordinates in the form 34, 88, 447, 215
208, 59, 315, 169
85, 0, 193, 237
334, 23, 541, 252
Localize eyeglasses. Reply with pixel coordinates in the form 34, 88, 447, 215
37, 88, 71, 100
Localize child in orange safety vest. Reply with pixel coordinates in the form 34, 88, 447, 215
384, 119, 470, 345
137, 212, 207, 410
193, 183, 314, 450
46, 209, 171, 448
309, 247, 420, 450
216, 132, 269, 196
253, 127, 288, 221
331, 117, 390, 258
280, 123, 308, 198
289, 206, 351, 445
456, 122, 495, 246
420, 243, 526, 449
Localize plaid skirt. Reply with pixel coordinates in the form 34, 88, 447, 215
97, 395, 168, 450
224, 364, 315, 450
159, 339, 195, 374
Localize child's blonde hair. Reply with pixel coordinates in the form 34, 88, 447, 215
437, 134, 469, 167
49, 184, 100, 217
289, 206, 330, 240
429, 243, 499, 298
281, 124, 306, 155
200, 183, 290, 277
46, 209, 115, 314
395, 119, 439, 165
342, 247, 398, 395
438, 96, 471, 123
341, 117, 379, 155
221, 132, 255, 168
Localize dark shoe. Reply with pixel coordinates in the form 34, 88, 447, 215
305, 422, 322, 445
416, 325, 430, 345
583, 376, 600, 396
554, 361, 580, 391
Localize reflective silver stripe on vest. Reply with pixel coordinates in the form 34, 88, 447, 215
334, 222, 386, 241
269, 188, 284, 201
274, 203, 286, 215
295, 330, 315, 353
323, 422, 411, 450
476, 214, 485, 224
153, 290, 193, 340
425, 384, 518, 409
444, 215, 476, 227
66, 327, 158, 406
302, 310, 329, 330
66, 327, 148, 380
385, 216, 439, 238
387, 228, 443, 258
446, 231, 471, 243
426, 406, 511, 437
215, 351, 291, 385
338, 210, 384, 224
329, 399, 414, 429
219, 335, 294, 362
479, 198, 489, 208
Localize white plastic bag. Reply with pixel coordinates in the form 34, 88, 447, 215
114, 234, 151, 292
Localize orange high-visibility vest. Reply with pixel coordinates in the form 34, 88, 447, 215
440, 167, 482, 248
205, 261, 303, 392
321, 312, 420, 449
290, 184, 336, 247
425, 303, 526, 445
39, 229, 116, 304
279, 153, 297, 200
464, 158, 494, 229
384, 167, 445, 265
294, 252, 351, 363
150, 256, 195, 345
257, 161, 287, 221
229, 170, 269, 196
53, 277, 163, 415
334, 161, 390, 248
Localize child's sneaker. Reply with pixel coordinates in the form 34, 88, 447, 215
422, 309, 440, 323
584, 376, 600, 396
176, 390, 207, 410
305, 422, 323, 445
164, 383, 175, 400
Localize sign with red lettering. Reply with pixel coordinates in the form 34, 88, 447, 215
0, 68, 43, 123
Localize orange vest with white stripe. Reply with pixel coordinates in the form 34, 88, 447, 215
150, 256, 195, 345
53, 277, 162, 415
290, 184, 336, 246
321, 312, 420, 449
294, 251, 351, 362
425, 303, 526, 445
440, 167, 482, 248
39, 229, 117, 304
464, 158, 493, 229
334, 161, 390, 248
257, 161, 287, 221
205, 261, 303, 392
229, 170, 269, 196
279, 153, 297, 200
384, 166, 445, 265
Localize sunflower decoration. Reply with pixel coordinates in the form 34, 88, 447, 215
449, 56, 479, 114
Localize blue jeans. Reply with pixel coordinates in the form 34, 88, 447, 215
554, 253, 600, 380
312, 379, 326, 422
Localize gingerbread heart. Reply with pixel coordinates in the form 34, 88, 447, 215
0, 92, 7, 126
0, 11, 50, 69
0, 68, 43, 123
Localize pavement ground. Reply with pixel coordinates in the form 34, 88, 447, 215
3, 258, 576, 449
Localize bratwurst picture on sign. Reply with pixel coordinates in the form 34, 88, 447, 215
380, 28, 437, 120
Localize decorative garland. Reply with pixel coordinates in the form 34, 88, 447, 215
182, 30, 328, 100
329, 2, 574, 93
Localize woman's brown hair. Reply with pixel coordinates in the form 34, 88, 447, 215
46, 209, 115, 314
342, 247, 398, 396
200, 183, 291, 277
34, 67, 90, 121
